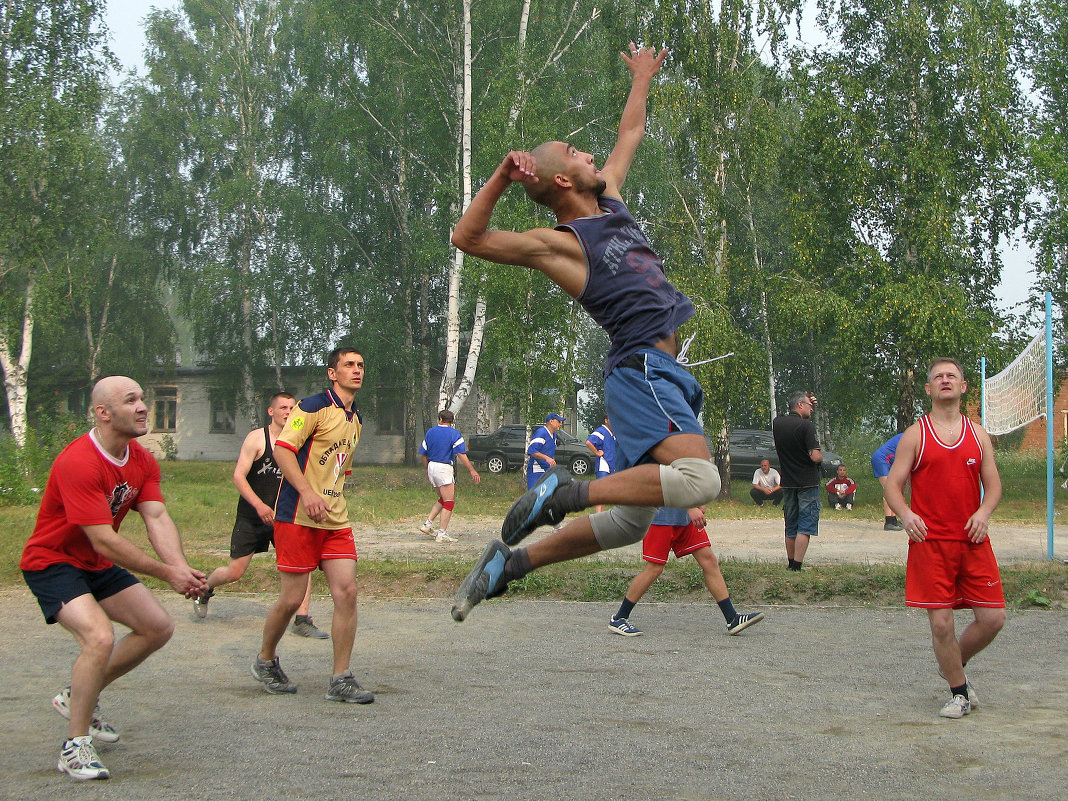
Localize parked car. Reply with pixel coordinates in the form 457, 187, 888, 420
723, 428, 843, 480
466, 425, 594, 476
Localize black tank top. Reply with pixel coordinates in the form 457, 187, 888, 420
237, 427, 283, 519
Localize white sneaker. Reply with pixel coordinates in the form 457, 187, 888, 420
939, 694, 971, 719
418, 522, 434, 536
937, 669, 979, 708
835, 503, 842, 510
435, 530, 457, 543
52, 688, 119, 743
57, 736, 109, 781
845, 503, 852, 510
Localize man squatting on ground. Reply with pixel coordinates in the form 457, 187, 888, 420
607, 505, 764, 637
21, 376, 208, 781
194, 392, 329, 638
883, 357, 1005, 720
450, 44, 725, 622
251, 347, 375, 703
418, 409, 481, 543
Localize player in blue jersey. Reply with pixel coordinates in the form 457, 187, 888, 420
585, 417, 616, 512
450, 44, 723, 623
526, 413, 565, 490
873, 433, 904, 531
417, 410, 481, 543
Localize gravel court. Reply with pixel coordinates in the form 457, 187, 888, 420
1, 590, 1065, 801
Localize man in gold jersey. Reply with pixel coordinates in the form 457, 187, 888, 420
250, 347, 375, 703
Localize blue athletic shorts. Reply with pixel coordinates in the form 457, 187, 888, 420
871, 453, 894, 479
782, 486, 821, 538
605, 348, 704, 472
23, 563, 140, 624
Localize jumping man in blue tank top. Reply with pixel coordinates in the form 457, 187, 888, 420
450, 44, 722, 623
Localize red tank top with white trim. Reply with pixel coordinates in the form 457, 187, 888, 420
910, 415, 983, 542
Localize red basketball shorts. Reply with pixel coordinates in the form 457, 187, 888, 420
905, 538, 1004, 609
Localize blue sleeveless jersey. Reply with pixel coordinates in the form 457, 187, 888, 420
556, 196, 695, 376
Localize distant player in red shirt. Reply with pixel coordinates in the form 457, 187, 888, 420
21, 376, 207, 780
825, 465, 856, 510
884, 357, 1005, 720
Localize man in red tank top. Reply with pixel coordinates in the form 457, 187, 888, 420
884, 358, 1005, 720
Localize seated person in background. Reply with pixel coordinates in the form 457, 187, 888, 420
826, 465, 856, 510
750, 458, 783, 507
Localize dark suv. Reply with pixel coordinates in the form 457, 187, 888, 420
724, 428, 844, 480
466, 425, 594, 476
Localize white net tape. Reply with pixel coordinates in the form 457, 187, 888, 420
984, 333, 1047, 436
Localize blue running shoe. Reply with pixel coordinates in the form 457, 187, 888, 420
501, 465, 572, 545
452, 540, 511, 622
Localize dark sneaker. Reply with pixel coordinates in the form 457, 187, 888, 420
501, 466, 572, 545
193, 587, 214, 619
57, 736, 109, 781
884, 519, 904, 531
325, 671, 375, 704
608, 617, 643, 636
291, 616, 330, 639
251, 656, 298, 694
52, 687, 119, 743
726, 611, 765, 635
451, 540, 511, 622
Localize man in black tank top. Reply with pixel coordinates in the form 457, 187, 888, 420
193, 393, 327, 638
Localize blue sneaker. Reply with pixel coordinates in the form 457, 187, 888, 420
452, 540, 511, 622
501, 466, 572, 545
608, 617, 643, 637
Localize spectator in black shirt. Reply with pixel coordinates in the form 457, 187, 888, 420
772, 391, 823, 570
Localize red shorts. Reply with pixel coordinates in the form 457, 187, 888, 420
642, 522, 710, 565
273, 522, 357, 573
905, 539, 1005, 609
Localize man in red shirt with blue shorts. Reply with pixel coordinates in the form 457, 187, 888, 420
884, 357, 1005, 720
21, 376, 207, 780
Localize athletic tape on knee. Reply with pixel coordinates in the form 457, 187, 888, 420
659, 457, 720, 509
591, 506, 657, 550
441, 500, 455, 511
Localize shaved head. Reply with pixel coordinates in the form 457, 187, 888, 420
524, 142, 570, 205
91, 376, 142, 412
90, 376, 149, 441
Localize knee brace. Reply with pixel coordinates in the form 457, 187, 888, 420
591, 506, 657, 551
659, 457, 720, 508
441, 500, 455, 512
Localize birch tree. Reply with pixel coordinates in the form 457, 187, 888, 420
0, 0, 110, 445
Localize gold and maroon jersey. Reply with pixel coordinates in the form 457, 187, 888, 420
275, 388, 362, 529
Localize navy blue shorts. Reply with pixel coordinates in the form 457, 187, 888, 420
23, 563, 140, 624
605, 348, 704, 472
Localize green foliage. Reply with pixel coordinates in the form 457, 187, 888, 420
0, 413, 89, 506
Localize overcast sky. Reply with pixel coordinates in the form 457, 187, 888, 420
103, 1, 1038, 317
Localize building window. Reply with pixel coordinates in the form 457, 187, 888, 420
153, 387, 177, 432
376, 388, 404, 434
210, 399, 235, 434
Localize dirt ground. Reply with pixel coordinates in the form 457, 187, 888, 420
350, 512, 1067, 566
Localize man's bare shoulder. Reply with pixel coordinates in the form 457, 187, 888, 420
239, 427, 266, 457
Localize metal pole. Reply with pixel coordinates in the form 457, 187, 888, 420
1046, 292, 1055, 561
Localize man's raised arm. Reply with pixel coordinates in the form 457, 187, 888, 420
600, 43, 668, 195
451, 151, 552, 267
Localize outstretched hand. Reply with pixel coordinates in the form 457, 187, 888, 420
620, 42, 668, 78
497, 151, 539, 185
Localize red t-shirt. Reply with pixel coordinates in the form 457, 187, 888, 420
20, 432, 165, 572
909, 415, 983, 542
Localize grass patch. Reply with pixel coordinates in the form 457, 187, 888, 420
2, 462, 1065, 609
